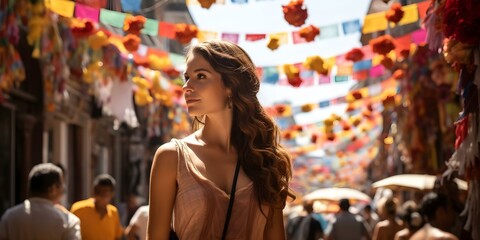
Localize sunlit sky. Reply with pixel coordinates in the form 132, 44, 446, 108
187, 0, 371, 124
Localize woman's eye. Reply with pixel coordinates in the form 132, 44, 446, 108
197, 74, 206, 79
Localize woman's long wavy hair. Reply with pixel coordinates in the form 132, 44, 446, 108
187, 40, 295, 209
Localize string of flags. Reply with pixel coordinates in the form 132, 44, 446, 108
45, 0, 427, 50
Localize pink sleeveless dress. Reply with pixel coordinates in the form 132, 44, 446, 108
171, 139, 269, 240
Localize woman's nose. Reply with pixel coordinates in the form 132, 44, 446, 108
182, 81, 193, 93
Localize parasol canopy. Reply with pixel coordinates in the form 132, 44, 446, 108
372, 174, 468, 191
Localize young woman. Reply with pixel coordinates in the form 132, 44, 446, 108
147, 40, 294, 240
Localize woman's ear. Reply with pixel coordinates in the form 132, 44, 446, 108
226, 88, 232, 97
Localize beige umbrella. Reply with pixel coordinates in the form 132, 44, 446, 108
303, 187, 371, 202
372, 174, 468, 191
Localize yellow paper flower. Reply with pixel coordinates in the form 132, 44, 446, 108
304, 56, 328, 75
88, 31, 109, 50
267, 36, 280, 50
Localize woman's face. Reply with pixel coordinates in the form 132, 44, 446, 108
183, 52, 230, 116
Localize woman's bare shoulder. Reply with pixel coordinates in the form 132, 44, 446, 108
152, 141, 179, 167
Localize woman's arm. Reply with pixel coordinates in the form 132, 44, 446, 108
147, 142, 178, 240
264, 208, 286, 240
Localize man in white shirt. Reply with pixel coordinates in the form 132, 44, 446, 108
0, 163, 81, 240
125, 205, 149, 240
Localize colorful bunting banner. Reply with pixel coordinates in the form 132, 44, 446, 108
342, 19, 361, 35
46, 0, 75, 17
121, 0, 141, 13
221, 33, 240, 44
317, 24, 340, 39
245, 34, 266, 41
74, 3, 100, 22
99, 9, 126, 28
142, 19, 159, 36
158, 22, 175, 38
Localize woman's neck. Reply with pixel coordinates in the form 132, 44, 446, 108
197, 113, 233, 152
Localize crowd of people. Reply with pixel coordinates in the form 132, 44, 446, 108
285, 178, 469, 240
0, 163, 149, 240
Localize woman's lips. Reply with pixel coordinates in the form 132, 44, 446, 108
186, 99, 200, 104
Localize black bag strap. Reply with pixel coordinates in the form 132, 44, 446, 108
221, 159, 241, 240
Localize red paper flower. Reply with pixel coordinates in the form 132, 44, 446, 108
288, 76, 303, 87
351, 90, 363, 100
123, 16, 146, 35
299, 25, 319, 42
71, 19, 96, 38
199, 0, 215, 9
163, 67, 180, 79
370, 35, 396, 55
123, 34, 141, 52
282, 0, 308, 27
345, 48, 365, 62
311, 134, 318, 143
442, 0, 480, 44
380, 56, 394, 69
386, 3, 404, 24
399, 49, 410, 59
175, 24, 198, 44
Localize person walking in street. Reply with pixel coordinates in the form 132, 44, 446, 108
410, 192, 458, 240
125, 205, 149, 240
394, 201, 424, 240
0, 163, 81, 240
147, 40, 294, 239
328, 198, 369, 240
71, 174, 123, 240
372, 197, 403, 240
287, 200, 324, 240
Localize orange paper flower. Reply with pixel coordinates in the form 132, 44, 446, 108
123, 16, 146, 35
71, 19, 96, 38
345, 48, 365, 62
386, 3, 404, 24
275, 104, 287, 115
370, 35, 396, 55
267, 37, 280, 50
299, 25, 319, 42
382, 95, 396, 109
123, 34, 141, 52
175, 24, 198, 44
199, 0, 215, 9
392, 69, 405, 80
282, 0, 308, 27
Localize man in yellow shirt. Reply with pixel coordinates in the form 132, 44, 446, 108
71, 174, 123, 240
